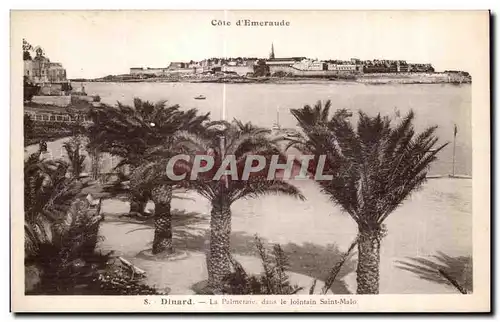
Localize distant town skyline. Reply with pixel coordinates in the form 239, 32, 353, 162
12, 10, 488, 79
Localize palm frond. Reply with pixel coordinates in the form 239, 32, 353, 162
322, 236, 358, 294
234, 180, 305, 203
291, 103, 446, 228
396, 252, 472, 294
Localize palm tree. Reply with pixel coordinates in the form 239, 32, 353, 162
88, 99, 209, 214
63, 137, 86, 179
87, 98, 209, 254
288, 100, 447, 294
128, 159, 176, 255
25, 198, 104, 294
24, 148, 89, 263
24, 150, 86, 225
150, 119, 305, 293
24, 149, 164, 295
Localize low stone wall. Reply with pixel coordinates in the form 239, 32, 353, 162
357, 72, 471, 84
222, 65, 253, 76
269, 65, 355, 77
32, 95, 71, 107
39, 83, 65, 96
73, 95, 94, 102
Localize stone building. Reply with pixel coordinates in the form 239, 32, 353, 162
47, 63, 67, 82
327, 63, 357, 72
24, 48, 68, 84
293, 59, 327, 71
222, 65, 253, 76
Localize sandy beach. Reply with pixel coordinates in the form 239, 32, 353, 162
96, 177, 471, 294
23, 81, 473, 295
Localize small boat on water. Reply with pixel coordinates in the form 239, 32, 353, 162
194, 95, 206, 100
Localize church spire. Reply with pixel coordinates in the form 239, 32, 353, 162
269, 42, 275, 59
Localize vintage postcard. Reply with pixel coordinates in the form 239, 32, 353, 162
11, 10, 490, 312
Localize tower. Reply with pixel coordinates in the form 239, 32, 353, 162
269, 43, 275, 60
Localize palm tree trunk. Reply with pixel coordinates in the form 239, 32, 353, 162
356, 228, 382, 294
127, 164, 148, 217
90, 147, 100, 181
151, 185, 173, 255
207, 199, 232, 294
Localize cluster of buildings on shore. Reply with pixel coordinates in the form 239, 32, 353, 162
129, 44, 436, 78
129, 58, 257, 78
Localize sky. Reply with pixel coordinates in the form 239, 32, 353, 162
12, 10, 488, 79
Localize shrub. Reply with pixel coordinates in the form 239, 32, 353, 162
25, 199, 166, 295
93, 95, 101, 103
221, 235, 303, 295
24, 119, 86, 147
94, 266, 166, 295
25, 199, 105, 294
24, 77, 40, 102
24, 114, 34, 145
271, 70, 288, 78
24, 152, 166, 295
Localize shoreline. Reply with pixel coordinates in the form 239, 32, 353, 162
75, 73, 472, 85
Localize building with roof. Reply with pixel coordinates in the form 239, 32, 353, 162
293, 59, 327, 71
24, 48, 68, 84
48, 63, 67, 83
327, 63, 357, 72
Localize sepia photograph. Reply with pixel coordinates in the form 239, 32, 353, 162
10, 10, 490, 312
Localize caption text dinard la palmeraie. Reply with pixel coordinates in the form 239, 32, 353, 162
143, 297, 358, 306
